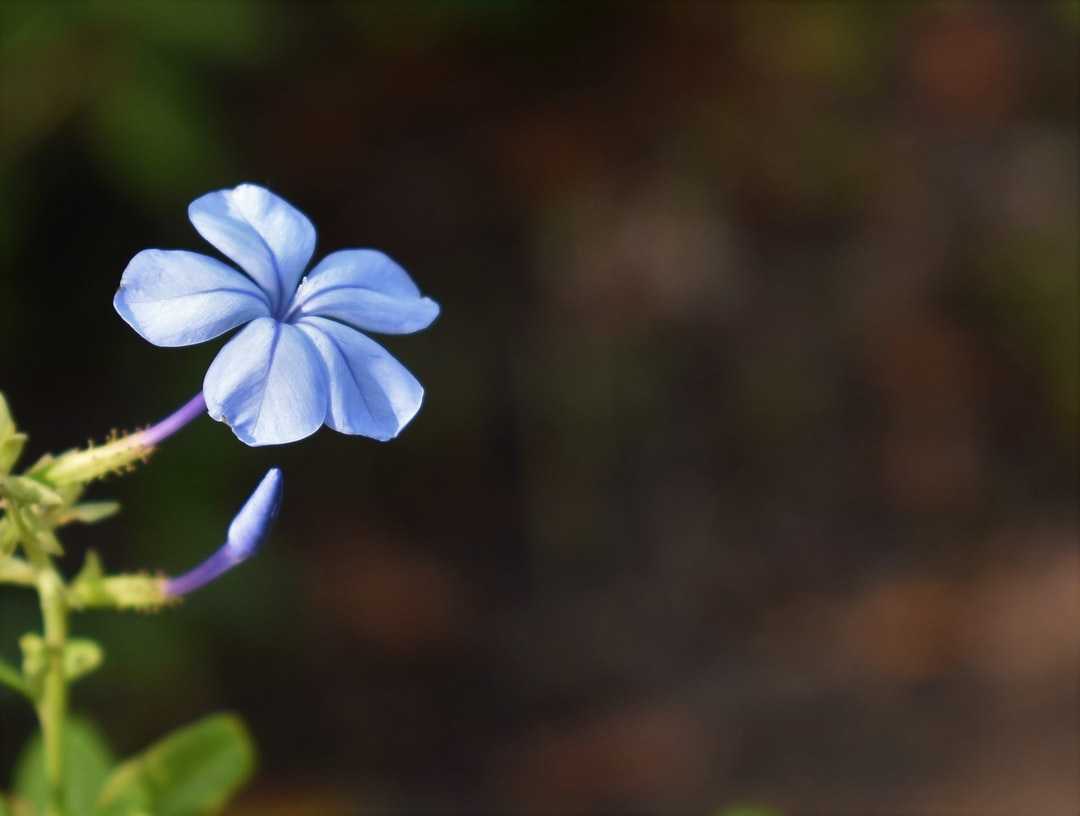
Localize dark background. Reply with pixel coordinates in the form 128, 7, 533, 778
1, 2, 1077, 813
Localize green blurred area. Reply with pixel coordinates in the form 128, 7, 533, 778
1, 1, 1077, 813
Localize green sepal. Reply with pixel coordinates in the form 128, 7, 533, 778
67, 551, 172, 612
0, 390, 27, 474
0, 517, 17, 558
0, 555, 34, 586
95, 714, 255, 816
25, 452, 54, 478
0, 475, 63, 508
75, 550, 105, 583
65, 639, 105, 683
57, 502, 122, 526
0, 391, 30, 479
9, 505, 63, 557
33, 433, 153, 488
0, 656, 31, 699
0, 433, 27, 475
12, 717, 114, 816
18, 635, 103, 690
18, 634, 46, 698
0, 391, 13, 436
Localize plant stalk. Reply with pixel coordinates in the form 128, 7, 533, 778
36, 568, 68, 816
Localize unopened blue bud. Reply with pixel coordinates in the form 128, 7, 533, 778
226, 467, 283, 559
166, 468, 282, 597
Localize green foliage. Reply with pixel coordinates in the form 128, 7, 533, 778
0, 391, 231, 813
34, 433, 152, 488
0, 392, 27, 475
0, 392, 148, 572
0, 476, 63, 508
96, 715, 255, 816
7, 505, 63, 557
0, 655, 30, 698
66, 551, 171, 612
17, 634, 46, 697
12, 718, 115, 816
0, 0, 269, 210
63, 640, 104, 685
9, 715, 254, 816
0, 393, 14, 436
18, 635, 104, 695
0, 516, 18, 558
58, 503, 122, 526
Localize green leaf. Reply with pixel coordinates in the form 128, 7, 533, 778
18, 634, 46, 697
0, 432, 27, 475
64, 639, 104, 684
0, 392, 26, 474
0, 791, 10, 816
96, 714, 255, 816
13, 636, 95, 694
9, 506, 62, 557
0, 516, 17, 558
0, 391, 14, 437
0, 553, 34, 585
74, 549, 105, 583
0, 475, 63, 508
12, 718, 115, 816
0, 655, 30, 699
25, 452, 54, 478
58, 502, 121, 526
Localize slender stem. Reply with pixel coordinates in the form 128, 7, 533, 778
142, 392, 206, 447
7, 391, 205, 816
165, 545, 237, 597
36, 568, 68, 816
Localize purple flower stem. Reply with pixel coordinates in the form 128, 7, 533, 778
165, 547, 240, 598
163, 469, 282, 598
143, 392, 206, 447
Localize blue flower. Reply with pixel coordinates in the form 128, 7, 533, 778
166, 468, 283, 597
114, 184, 439, 446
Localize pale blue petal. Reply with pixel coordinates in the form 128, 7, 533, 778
114, 249, 270, 347
188, 184, 316, 313
203, 317, 329, 446
284, 250, 439, 335
295, 316, 424, 441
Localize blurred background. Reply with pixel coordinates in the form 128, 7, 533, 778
1, 1, 1077, 813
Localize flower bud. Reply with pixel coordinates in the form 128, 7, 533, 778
165, 468, 282, 597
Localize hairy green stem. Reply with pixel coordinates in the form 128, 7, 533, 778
36, 568, 68, 816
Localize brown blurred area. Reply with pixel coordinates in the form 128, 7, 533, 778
1, 1, 1077, 814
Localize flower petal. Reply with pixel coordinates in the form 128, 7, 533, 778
295, 316, 424, 441
284, 250, 439, 335
203, 317, 329, 446
188, 184, 316, 313
114, 250, 270, 347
